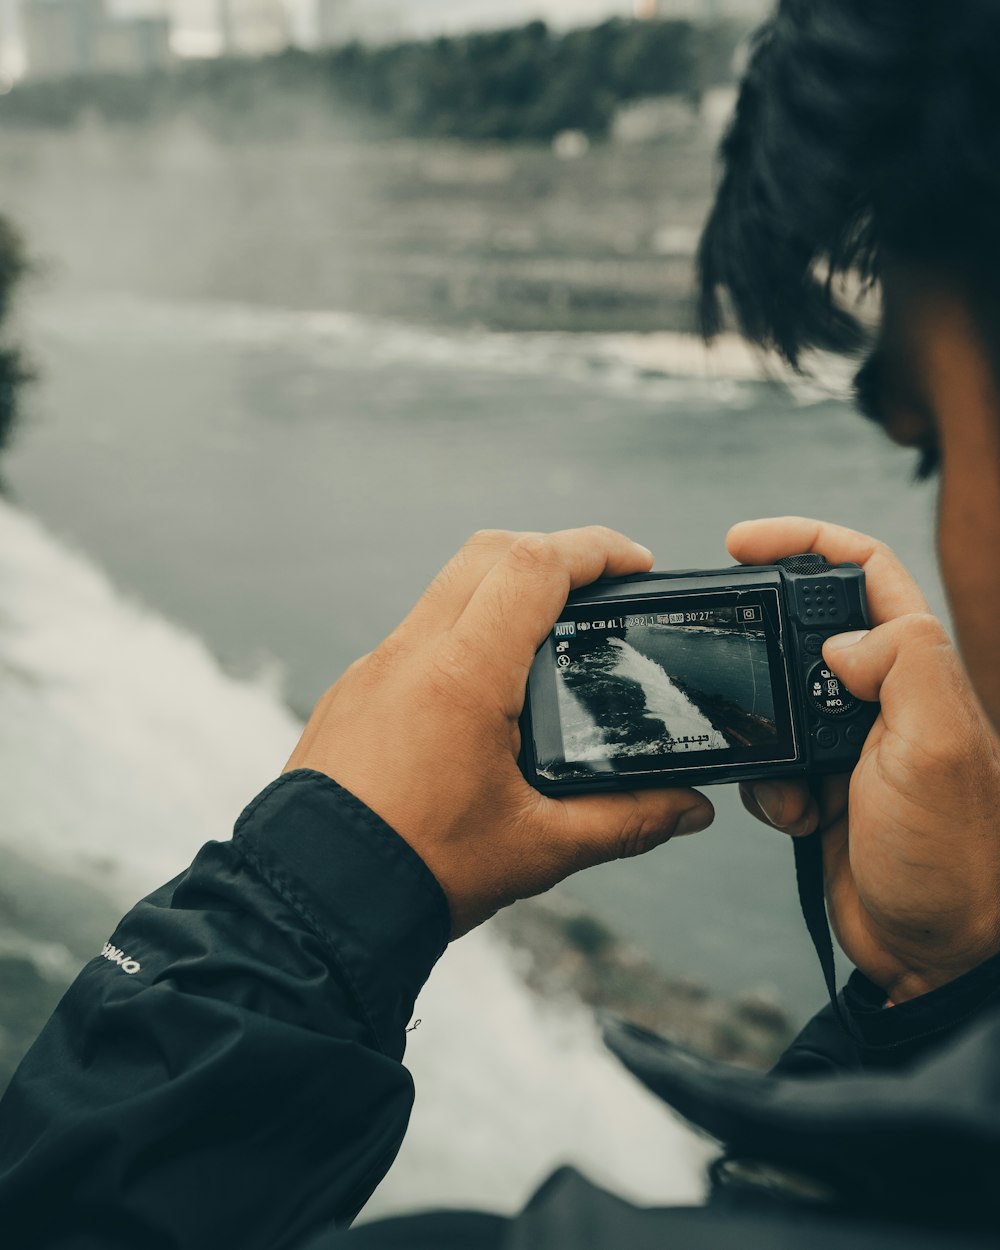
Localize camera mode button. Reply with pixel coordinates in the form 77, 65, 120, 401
815, 726, 839, 750
807, 662, 860, 718
803, 633, 824, 655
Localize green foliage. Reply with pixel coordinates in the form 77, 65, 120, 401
562, 913, 615, 959
0, 18, 749, 143
0, 218, 31, 456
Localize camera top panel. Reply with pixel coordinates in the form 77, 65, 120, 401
565, 565, 783, 607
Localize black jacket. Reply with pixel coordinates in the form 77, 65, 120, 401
1, 769, 999, 1249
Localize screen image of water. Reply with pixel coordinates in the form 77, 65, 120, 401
556, 631, 759, 765
627, 626, 775, 727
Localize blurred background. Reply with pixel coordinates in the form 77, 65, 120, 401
0, 0, 943, 1221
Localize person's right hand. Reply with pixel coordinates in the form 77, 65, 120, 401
730, 517, 1000, 1004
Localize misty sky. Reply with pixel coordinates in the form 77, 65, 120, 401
0, 2, 643, 65
3, 1, 768, 71
381, 0, 639, 34
134, 1, 641, 51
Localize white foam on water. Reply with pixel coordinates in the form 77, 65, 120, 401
374, 931, 713, 1221
555, 670, 612, 765
608, 638, 728, 753
0, 497, 712, 1217
25, 289, 847, 412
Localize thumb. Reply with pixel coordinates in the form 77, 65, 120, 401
823, 612, 959, 729
543, 789, 715, 874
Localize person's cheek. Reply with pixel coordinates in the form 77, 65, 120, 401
936, 405, 1000, 733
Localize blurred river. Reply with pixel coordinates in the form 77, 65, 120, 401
4, 286, 944, 1020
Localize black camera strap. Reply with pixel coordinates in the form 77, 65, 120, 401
793, 830, 852, 1034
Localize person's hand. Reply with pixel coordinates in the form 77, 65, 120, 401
285, 527, 715, 939
730, 517, 1000, 1003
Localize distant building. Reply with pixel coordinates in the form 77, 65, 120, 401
315, 0, 351, 45
216, 0, 289, 57
635, 0, 768, 18
314, 0, 404, 46
22, 0, 171, 79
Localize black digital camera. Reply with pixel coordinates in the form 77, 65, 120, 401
519, 554, 878, 796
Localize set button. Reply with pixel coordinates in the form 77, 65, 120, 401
807, 662, 860, 718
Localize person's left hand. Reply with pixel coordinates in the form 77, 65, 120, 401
285, 527, 716, 939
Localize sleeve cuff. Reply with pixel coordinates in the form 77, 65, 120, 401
844, 949, 1000, 1066
232, 769, 451, 1061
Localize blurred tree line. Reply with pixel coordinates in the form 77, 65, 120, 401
0, 218, 30, 460
0, 18, 748, 141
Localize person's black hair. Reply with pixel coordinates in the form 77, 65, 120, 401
697, 0, 1000, 366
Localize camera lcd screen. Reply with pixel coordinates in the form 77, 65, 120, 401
526, 589, 798, 782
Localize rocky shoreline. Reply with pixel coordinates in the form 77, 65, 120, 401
493, 892, 795, 1070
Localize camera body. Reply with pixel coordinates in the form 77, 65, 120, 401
518, 554, 878, 796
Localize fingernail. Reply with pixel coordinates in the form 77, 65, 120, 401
632, 543, 654, 560
789, 806, 820, 838
825, 630, 870, 651
674, 807, 713, 837
752, 783, 781, 825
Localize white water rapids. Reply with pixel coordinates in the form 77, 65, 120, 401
560, 637, 728, 764
608, 638, 728, 752
0, 497, 711, 1220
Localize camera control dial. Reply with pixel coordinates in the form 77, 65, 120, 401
776, 553, 830, 574
807, 662, 860, 718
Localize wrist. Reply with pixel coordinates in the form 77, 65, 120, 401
844, 946, 1000, 1069
884, 940, 1000, 1005
884, 969, 954, 1005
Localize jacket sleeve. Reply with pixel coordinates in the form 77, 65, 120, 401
0, 769, 451, 1250
774, 951, 1000, 1077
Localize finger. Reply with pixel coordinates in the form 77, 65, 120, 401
822, 613, 965, 744
738, 780, 819, 838
452, 526, 655, 683
539, 788, 715, 874
726, 517, 929, 624
398, 529, 531, 637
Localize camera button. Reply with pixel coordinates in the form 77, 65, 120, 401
803, 632, 823, 655
807, 662, 860, 718
815, 726, 839, 750
845, 723, 868, 746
